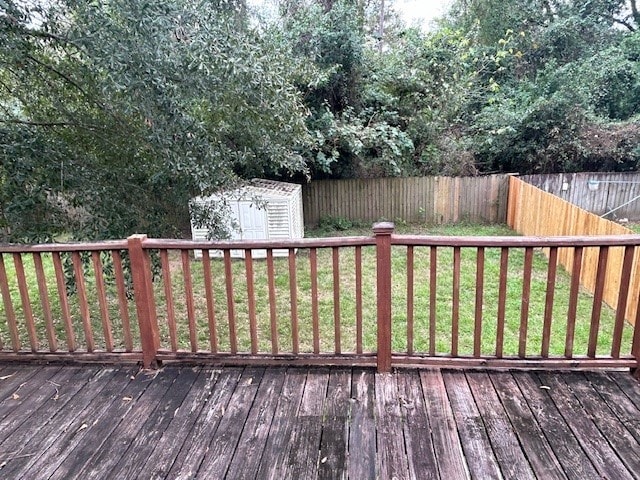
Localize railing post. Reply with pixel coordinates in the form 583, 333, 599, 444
374, 222, 394, 373
128, 234, 160, 369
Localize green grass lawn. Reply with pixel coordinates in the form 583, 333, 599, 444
155, 223, 633, 357
0, 223, 635, 358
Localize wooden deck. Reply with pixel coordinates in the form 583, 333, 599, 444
0, 365, 639, 479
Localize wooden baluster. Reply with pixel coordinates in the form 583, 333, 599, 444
71, 251, 93, 353
612, 246, 634, 358
289, 248, 299, 354
473, 247, 485, 358
160, 249, 177, 352
13, 253, 38, 351
452, 247, 461, 357
407, 246, 414, 356
91, 251, 113, 352
182, 249, 197, 352
0, 254, 19, 352
496, 247, 509, 358
52, 252, 75, 351
33, 253, 57, 352
112, 251, 133, 352
309, 248, 320, 354
267, 249, 279, 354
632, 286, 640, 361
245, 250, 258, 355
202, 250, 218, 354
541, 247, 558, 358
224, 250, 237, 354
355, 245, 363, 355
332, 247, 341, 355
429, 246, 437, 356
519, 247, 534, 358
565, 247, 583, 358
587, 247, 608, 358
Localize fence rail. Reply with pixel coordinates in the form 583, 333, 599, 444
1, 226, 640, 372
302, 175, 509, 227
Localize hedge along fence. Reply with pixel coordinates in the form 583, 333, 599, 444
302, 174, 509, 227
508, 176, 640, 327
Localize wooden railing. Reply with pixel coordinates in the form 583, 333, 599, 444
1, 225, 639, 372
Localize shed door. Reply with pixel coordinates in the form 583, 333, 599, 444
233, 202, 268, 258
237, 202, 267, 240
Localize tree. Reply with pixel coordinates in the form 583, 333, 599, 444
0, 0, 311, 242
443, 0, 640, 174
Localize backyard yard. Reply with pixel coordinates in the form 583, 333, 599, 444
0, 223, 634, 359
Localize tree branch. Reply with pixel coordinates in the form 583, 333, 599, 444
0, 118, 95, 128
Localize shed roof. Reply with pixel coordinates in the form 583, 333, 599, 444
207, 179, 301, 201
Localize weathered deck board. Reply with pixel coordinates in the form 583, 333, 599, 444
317, 369, 351, 480
225, 368, 285, 480
166, 367, 243, 478
195, 367, 264, 478
397, 370, 439, 480
0, 367, 114, 477
537, 371, 633, 480
375, 372, 409, 480
442, 370, 500, 479
347, 368, 376, 480
50, 367, 181, 480
255, 368, 306, 480
465, 371, 536, 480
0, 365, 639, 479
513, 371, 601, 480
285, 368, 329, 479
111, 367, 200, 480
489, 372, 566, 480
10, 366, 140, 478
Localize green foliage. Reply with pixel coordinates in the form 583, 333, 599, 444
3, 0, 640, 244
0, 0, 311, 242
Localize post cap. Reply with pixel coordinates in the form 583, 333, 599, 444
372, 222, 395, 234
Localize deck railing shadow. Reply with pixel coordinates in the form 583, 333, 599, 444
0, 224, 639, 372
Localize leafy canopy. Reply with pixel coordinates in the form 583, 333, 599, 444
0, 0, 311, 241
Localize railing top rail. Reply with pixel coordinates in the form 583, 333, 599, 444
142, 236, 376, 250
0, 239, 129, 254
392, 234, 640, 248
2, 234, 640, 254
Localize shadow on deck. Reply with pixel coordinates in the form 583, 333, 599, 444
0, 364, 639, 479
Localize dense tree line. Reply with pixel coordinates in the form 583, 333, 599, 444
1, 0, 639, 241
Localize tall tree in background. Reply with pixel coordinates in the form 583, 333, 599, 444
278, 0, 414, 178
0, 0, 311, 241
445, 0, 640, 174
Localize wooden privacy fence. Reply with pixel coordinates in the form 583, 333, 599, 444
302, 175, 509, 227
508, 176, 640, 328
1, 226, 639, 372
522, 171, 640, 220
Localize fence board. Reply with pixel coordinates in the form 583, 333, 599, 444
508, 176, 640, 327
522, 172, 640, 220
302, 175, 509, 227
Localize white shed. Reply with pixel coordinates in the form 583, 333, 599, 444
190, 179, 304, 258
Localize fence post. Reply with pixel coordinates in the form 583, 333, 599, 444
128, 234, 160, 369
374, 222, 394, 373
